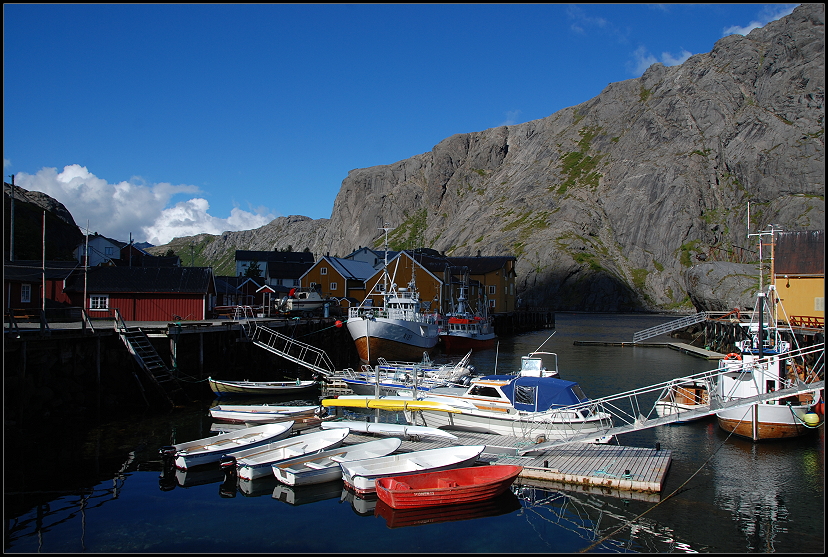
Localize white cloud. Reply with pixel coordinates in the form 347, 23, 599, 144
629, 45, 694, 76
723, 5, 796, 37
14, 164, 275, 246
500, 110, 522, 127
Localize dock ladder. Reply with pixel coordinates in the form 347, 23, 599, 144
633, 312, 708, 343
249, 324, 336, 377
114, 310, 187, 406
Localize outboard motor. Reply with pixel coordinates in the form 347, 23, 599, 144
219, 455, 238, 477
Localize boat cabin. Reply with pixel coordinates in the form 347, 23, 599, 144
518, 352, 559, 378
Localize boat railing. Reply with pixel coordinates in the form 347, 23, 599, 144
519, 342, 825, 453
348, 306, 437, 324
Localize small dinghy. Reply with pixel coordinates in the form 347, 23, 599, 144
209, 404, 321, 423
272, 437, 402, 486
222, 428, 349, 480
375, 464, 523, 509
338, 444, 486, 495
160, 421, 294, 470
208, 377, 318, 397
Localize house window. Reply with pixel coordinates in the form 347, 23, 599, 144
21, 284, 31, 303
105, 246, 114, 256
489, 299, 496, 309
488, 285, 496, 295
329, 282, 338, 292
321, 267, 328, 275
292, 279, 300, 287
89, 294, 109, 310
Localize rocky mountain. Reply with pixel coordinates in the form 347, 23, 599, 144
3, 182, 84, 261
149, 4, 826, 311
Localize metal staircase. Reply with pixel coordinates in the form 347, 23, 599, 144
633, 312, 709, 343
249, 324, 336, 376
114, 310, 186, 406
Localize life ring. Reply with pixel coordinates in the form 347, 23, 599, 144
724, 353, 742, 361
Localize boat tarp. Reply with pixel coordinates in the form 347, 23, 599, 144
485, 375, 588, 412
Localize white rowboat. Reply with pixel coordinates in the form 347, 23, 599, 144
272, 437, 402, 486
224, 428, 349, 480
338, 444, 486, 495
163, 421, 294, 470
320, 420, 458, 440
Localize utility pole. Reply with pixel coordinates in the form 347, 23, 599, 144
8, 174, 14, 262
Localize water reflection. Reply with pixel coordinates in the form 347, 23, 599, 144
374, 489, 522, 529
272, 480, 344, 506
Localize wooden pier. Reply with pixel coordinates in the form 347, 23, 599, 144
573, 340, 725, 360
339, 428, 671, 500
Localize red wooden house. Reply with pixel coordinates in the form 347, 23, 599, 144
62, 266, 217, 321
3, 260, 79, 314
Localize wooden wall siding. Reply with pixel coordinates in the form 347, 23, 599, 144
101, 295, 206, 321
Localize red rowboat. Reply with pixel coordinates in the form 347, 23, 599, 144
374, 465, 523, 509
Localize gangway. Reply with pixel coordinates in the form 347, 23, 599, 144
633, 312, 708, 343
519, 342, 824, 454
249, 324, 336, 376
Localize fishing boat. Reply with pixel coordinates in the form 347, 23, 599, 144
374, 464, 523, 509
405, 374, 613, 444
439, 286, 496, 353
272, 437, 402, 486
320, 420, 459, 440
338, 351, 474, 396
338, 444, 486, 495
160, 421, 294, 470
714, 285, 824, 440
345, 227, 439, 364
654, 378, 711, 423
221, 428, 349, 480
208, 377, 319, 397
209, 404, 321, 423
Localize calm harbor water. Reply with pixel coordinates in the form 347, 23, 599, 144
4, 313, 824, 553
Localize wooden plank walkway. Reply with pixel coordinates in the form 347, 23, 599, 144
340, 428, 671, 497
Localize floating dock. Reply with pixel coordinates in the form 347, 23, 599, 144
339, 428, 671, 501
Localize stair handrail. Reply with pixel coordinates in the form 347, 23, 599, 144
632, 312, 708, 343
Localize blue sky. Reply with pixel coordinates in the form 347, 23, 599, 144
4, 3, 798, 245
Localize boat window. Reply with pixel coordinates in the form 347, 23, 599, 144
570, 385, 586, 400
514, 385, 536, 405
522, 359, 542, 371
468, 386, 501, 398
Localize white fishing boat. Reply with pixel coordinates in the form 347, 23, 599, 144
405, 374, 613, 445
338, 444, 486, 495
345, 227, 439, 364
208, 377, 319, 397
161, 421, 294, 470
222, 428, 349, 480
320, 419, 458, 440
338, 351, 474, 395
714, 286, 823, 440
209, 404, 321, 423
272, 437, 402, 486
654, 377, 711, 423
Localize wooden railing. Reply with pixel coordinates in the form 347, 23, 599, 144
788, 316, 825, 329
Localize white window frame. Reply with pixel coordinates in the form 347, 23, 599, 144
21, 283, 31, 303
488, 285, 496, 295
489, 299, 496, 308
329, 282, 338, 292
89, 294, 110, 310
320, 267, 328, 275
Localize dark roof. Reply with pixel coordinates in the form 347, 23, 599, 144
64, 266, 214, 294
4, 260, 79, 282
235, 250, 314, 264
266, 260, 313, 278
446, 256, 516, 274
775, 230, 824, 275
111, 255, 181, 267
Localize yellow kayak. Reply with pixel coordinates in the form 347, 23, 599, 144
321, 398, 460, 413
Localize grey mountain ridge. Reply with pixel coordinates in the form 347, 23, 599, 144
10, 4, 825, 313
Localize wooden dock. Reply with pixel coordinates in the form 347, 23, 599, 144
573, 340, 725, 360
340, 428, 671, 499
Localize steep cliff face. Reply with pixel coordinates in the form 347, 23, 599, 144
147, 4, 824, 310
314, 3, 824, 311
